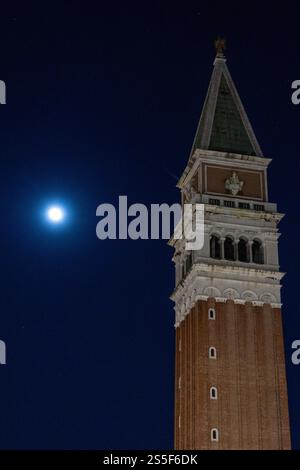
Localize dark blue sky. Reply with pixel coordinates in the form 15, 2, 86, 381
1, 3, 300, 449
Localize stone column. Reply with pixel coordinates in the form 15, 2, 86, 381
234, 240, 239, 261
249, 240, 253, 263
220, 237, 225, 259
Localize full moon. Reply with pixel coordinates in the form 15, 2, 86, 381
47, 206, 64, 223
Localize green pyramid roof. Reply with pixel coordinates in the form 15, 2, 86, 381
209, 74, 256, 154
190, 54, 263, 157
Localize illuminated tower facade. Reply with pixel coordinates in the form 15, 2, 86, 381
170, 42, 291, 450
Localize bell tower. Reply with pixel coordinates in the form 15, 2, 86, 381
170, 42, 291, 450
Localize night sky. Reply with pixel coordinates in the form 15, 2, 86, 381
1, 3, 300, 449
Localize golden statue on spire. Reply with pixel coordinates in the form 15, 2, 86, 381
214, 37, 226, 55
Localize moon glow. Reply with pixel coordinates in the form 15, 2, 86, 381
47, 206, 64, 223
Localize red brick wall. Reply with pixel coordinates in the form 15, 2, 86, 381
174, 299, 291, 449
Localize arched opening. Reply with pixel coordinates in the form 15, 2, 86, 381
185, 252, 193, 273
210, 386, 218, 400
209, 346, 217, 359
238, 238, 249, 262
210, 235, 221, 259
181, 264, 185, 280
224, 236, 235, 260
252, 239, 264, 264
211, 428, 219, 442
208, 308, 216, 320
